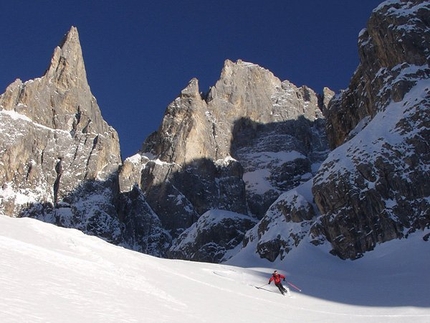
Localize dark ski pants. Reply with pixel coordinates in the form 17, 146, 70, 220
275, 283, 286, 294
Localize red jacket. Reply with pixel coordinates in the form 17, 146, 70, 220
269, 273, 285, 284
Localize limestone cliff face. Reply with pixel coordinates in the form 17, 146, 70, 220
1, 27, 112, 136
0, 27, 121, 222
1, 26, 331, 262
143, 60, 326, 164
311, 0, 430, 259
5, 1, 426, 264
234, 0, 430, 263
325, 0, 430, 149
124, 59, 330, 260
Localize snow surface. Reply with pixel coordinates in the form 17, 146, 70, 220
314, 74, 430, 186
1, 215, 429, 323
242, 150, 307, 195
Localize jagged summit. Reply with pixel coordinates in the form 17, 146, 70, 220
219, 59, 267, 77
44, 26, 88, 92
1, 1, 429, 264
0, 26, 99, 133
58, 26, 80, 47
180, 78, 200, 98
142, 59, 326, 165
0, 26, 121, 219
125, 57, 330, 260
180, 60, 265, 101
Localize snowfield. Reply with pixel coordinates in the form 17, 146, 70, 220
1, 215, 429, 323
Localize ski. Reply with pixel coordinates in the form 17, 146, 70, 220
255, 285, 291, 296
254, 286, 279, 294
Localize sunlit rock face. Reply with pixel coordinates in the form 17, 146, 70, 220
0, 27, 122, 240
5, 1, 427, 264
234, 0, 430, 263
135, 59, 329, 260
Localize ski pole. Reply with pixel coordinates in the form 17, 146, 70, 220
287, 281, 302, 292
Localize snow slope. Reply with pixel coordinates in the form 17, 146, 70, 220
1, 215, 429, 323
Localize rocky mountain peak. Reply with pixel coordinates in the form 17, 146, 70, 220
0, 27, 121, 220
0, 26, 107, 135
233, 0, 429, 263
310, 0, 430, 259
325, 0, 430, 149
180, 78, 201, 98
131, 58, 330, 260
365, 1, 430, 68
143, 59, 326, 165
44, 26, 88, 91
2, 0, 427, 265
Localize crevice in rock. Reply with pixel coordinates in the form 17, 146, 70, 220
53, 157, 63, 206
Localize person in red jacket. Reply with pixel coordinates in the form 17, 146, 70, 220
268, 270, 290, 295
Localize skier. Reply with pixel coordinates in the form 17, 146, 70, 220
268, 270, 290, 295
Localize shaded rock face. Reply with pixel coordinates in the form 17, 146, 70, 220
130, 60, 329, 260
0, 27, 123, 239
117, 185, 171, 256
168, 210, 258, 263
6, 1, 427, 265
247, 182, 317, 262
234, 0, 430, 263
232, 115, 328, 217
143, 61, 329, 165
1, 26, 330, 262
325, 0, 430, 149
311, 0, 430, 259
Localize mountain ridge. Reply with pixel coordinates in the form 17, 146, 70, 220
0, 0, 429, 263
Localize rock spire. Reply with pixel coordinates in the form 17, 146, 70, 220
0, 26, 121, 218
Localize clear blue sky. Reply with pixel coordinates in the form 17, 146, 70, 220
0, 1, 381, 158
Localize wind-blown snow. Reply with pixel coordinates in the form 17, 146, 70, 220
1, 215, 429, 323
